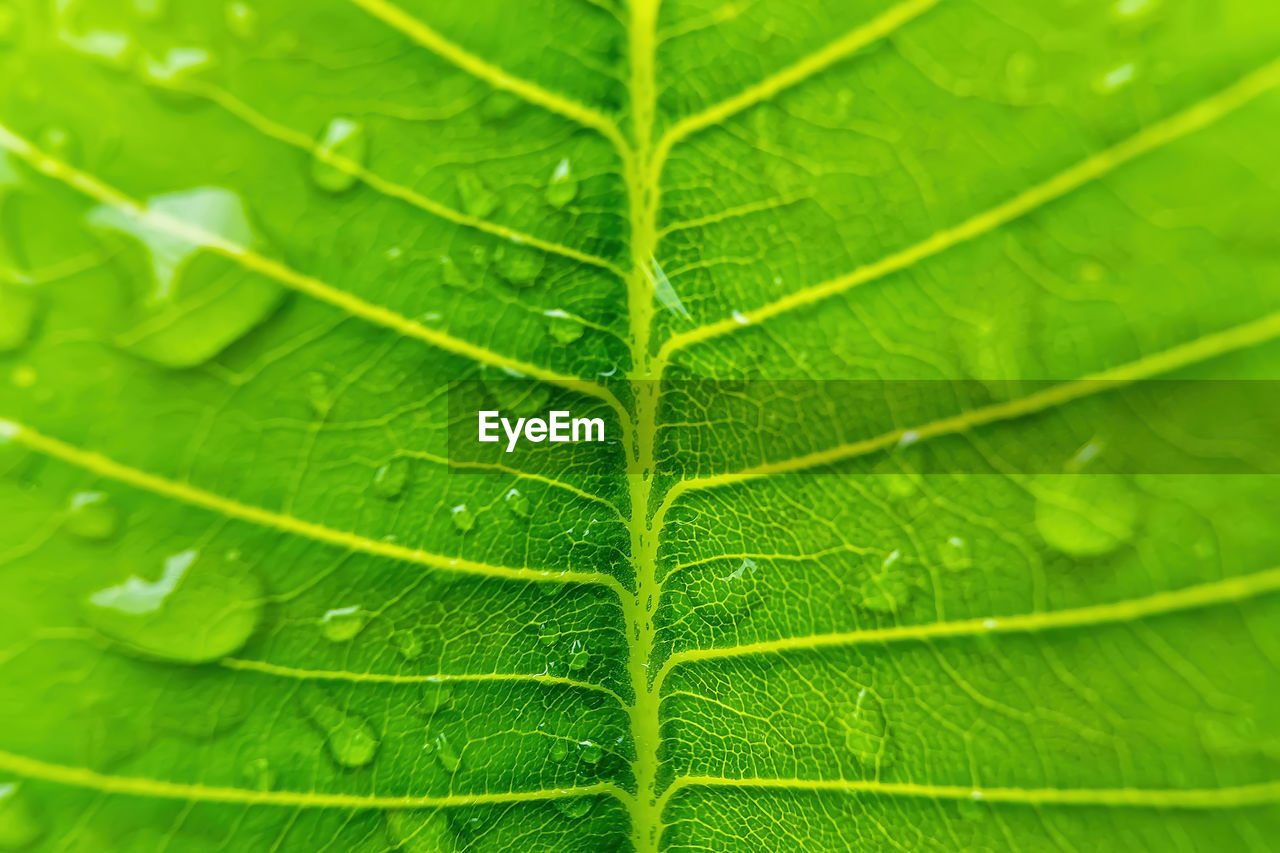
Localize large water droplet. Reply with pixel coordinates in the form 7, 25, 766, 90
311, 117, 366, 194
553, 797, 593, 820
225, 1, 258, 42
577, 740, 603, 764
302, 692, 380, 768
687, 557, 762, 628
0, 286, 35, 352
88, 187, 284, 368
548, 739, 569, 762
856, 550, 913, 614
566, 638, 588, 671
543, 309, 583, 343
84, 548, 263, 663
938, 536, 971, 572
493, 242, 544, 287
545, 158, 577, 208
455, 171, 499, 218
841, 687, 893, 768
65, 490, 122, 541
1034, 475, 1138, 556
0, 782, 43, 849
320, 605, 369, 642
504, 487, 531, 518
430, 730, 461, 773
372, 458, 409, 500
419, 683, 454, 717
537, 620, 559, 647
385, 810, 455, 853
450, 504, 475, 532
139, 46, 214, 89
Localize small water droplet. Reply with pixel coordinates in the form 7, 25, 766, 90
58, 26, 135, 70
0, 782, 43, 849
65, 491, 122, 541
545, 157, 577, 208
450, 504, 475, 532
225, 1, 258, 41
392, 628, 422, 660
493, 242, 544, 287
372, 458, 409, 500
504, 487, 531, 518
566, 638, 588, 671
543, 308, 583, 343
645, 257, 689, 318
0, 286, 36, 352
88, 187, 284, 367
553, 797, 593, 819
577, 740, 603, 764
688, 557, 762, 628
1034, 475, 1138, 556
455, 171, 499, 218
430, 730, 462, 773
311, 117, 366, 194
939, 536, 971, 571
320, 605, 369, 642
841, 687, 892, 768
857, 550, 913, 614
731, 309, 750, 325
139, 46, 215, 89
1094, 62, 1136, 93
302, 692, 380, 768
384, 810, 455, 853
547, 739, 571, 764
241, 757, 276, 791
84, 548, 263, 663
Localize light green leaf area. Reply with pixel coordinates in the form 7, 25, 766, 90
2, 0, 1280, 850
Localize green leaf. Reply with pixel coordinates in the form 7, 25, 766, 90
2, 0, 1280, 850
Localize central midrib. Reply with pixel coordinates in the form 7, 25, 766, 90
621, 1, 664, 852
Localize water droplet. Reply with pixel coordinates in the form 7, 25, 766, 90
549, 739, 569, 762
225, 1, 258, 41
65, 491, 122, 541
493, 242, 544, 287
566, 638, 588, 671
417, 682, 454, 717
430, 730, 461, 773
537, 620, 559, 647
731, 309, 750, 325
504, 487, 531, 518
938, 536, 971, 572
841, 687, 892, 768
1094, 62, 1136, 93
455, 171, 499, 218
87, 187, 284, 368
139, 46, 214, 88
392, 628, 422, 660
58, 26, 135, 70
1034, 475, 1138, 556
84, 548, 263, 663
450, 504, 475, 532
0, 286, 35, 352
857, 550, 913, 614
302, 692, 380, 768
241, 757, 276, 791
0, 782, 43, 849
687, 557, 762, 628
543, 308, 583, 343
320, 605, 369, 642
385, 810, 455, 853
545, 157, 577, 208
311, 117, 366, 194
553, 797, 593, 819
372, 458, 409, 500
645, 257, 690, 318
577, 740, 603, 764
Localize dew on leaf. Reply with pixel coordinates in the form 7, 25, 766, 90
645, 257, 689, 318
385, 810, 455, 853
58, 26, 135, 70
302, 692, 380, 768
841, 687, 893, 768
450, 503, 475, 532
0, 782, 43, 850
554, 797, 593, 819
545, 157, 577, 208
372, 458, 409, 500
455, 171, 499, 218
1094, 62, 1136, 93
225, 1, 258, 41
392, 628, 422, 660
430, 730, 461, 773
311, 117, 366, 194
64, 491, 122, 541
938, 536, 971, 572
320, 605, 369, 642
84, 548, 263, 663
566, 638, 588, 671
494, 242, 544, 287
241, 757, 276, 791
1034, 475, 1138, 557
0, 286, 35, 352
577, 740, 603, 764
419, 682, 454, 717
504, 487, 531, 518
687, 557, 762, 628
857, 550, 913, 614
548, 739, 569, 762
543, 308, 583, 343
139, 47, 214, 88
87, 187, 284, 368
537, 620, 559, 647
